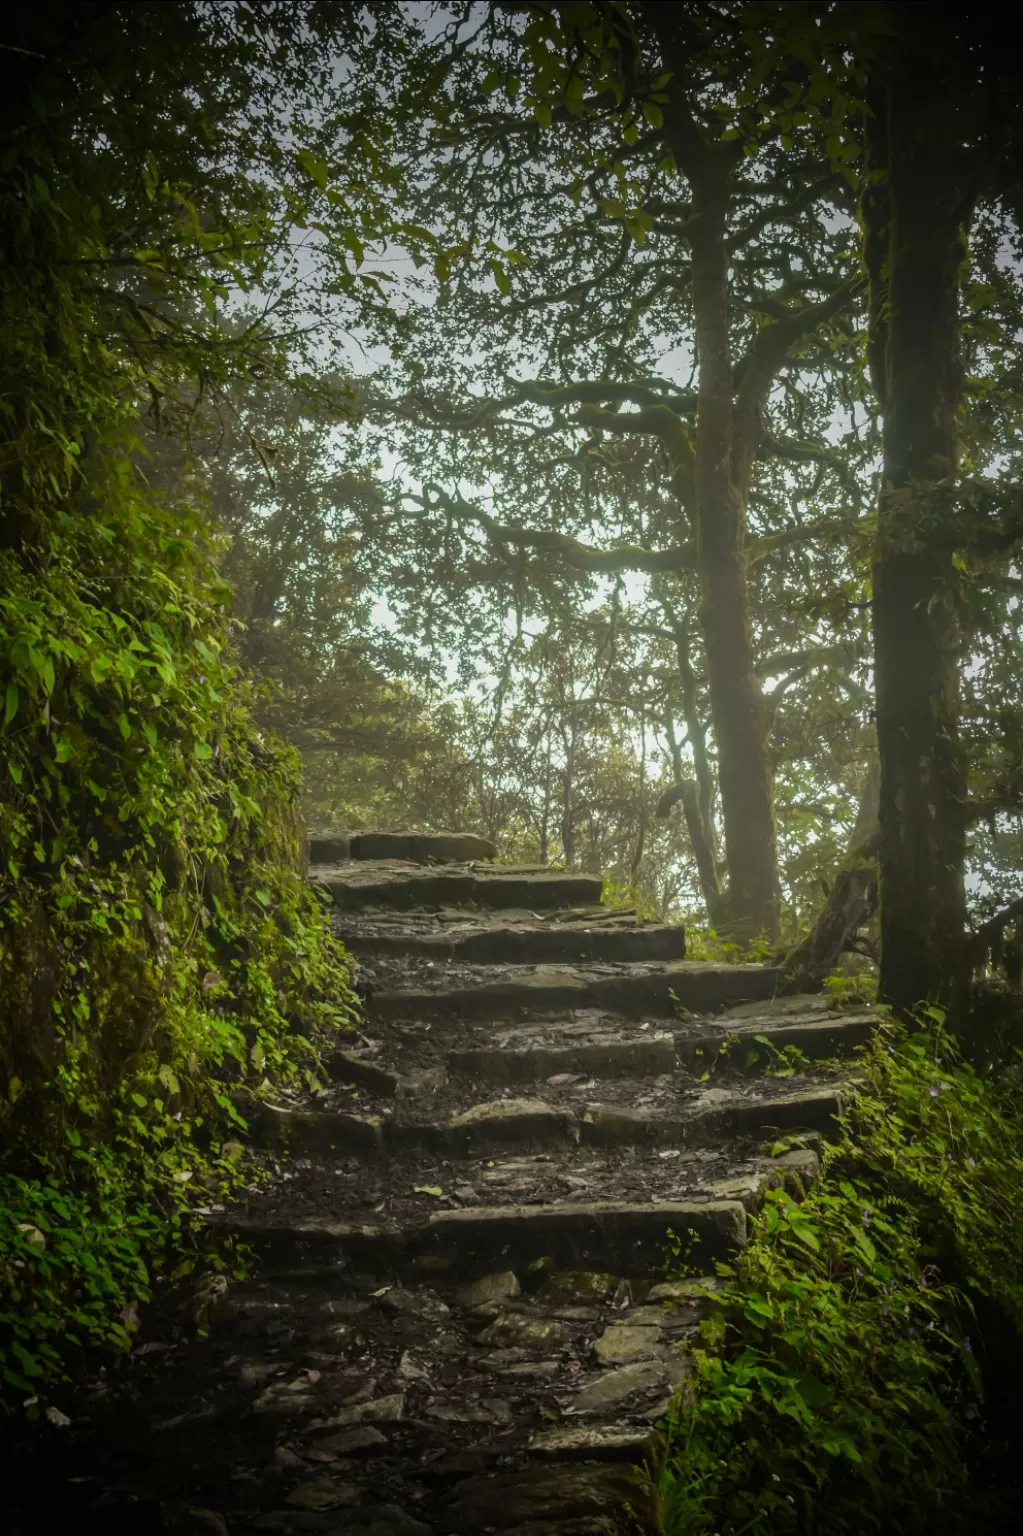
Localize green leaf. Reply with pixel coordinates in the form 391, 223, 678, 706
157, 1065, 180, 1096
193, 740, 213, 760
4, 682, 18, 725
297, 148, 329, 190
414, 1185, 444, 1198
795, 1372, 834, 1409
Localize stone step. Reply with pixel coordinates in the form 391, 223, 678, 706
440, 1462, 653, 1532
369, 959, 781, 1021
257, 1083, 843, 1160
447, 1022, 678, 1085
580, 1085, 843, 1148
314, 861, 604, 913
337, 920, 688, 966
440, 1008, 875, 1087
221, 1194, 749, 1279
693, 1008, 877, 1069
309, 830, 499, 864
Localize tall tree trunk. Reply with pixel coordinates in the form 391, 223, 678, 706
865, 43, 977, 1014
686, 153, 780, 942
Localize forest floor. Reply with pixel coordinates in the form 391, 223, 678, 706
2, 846, 878, 1536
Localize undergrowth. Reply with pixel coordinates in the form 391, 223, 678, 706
642, 1010, 1023, 1534
0, 8, 360, 1412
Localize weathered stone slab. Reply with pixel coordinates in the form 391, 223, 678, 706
528, 1423, 653, 1460
475, 1312, 569, 1350
315, 863, 603, 913
420, 1198, 746, 1276
256, 1103, 383, 1157
581, 1105, 682, 1149
576, 1086, 844, 1154
350, 831, 498, 863
386, 1099, 578, 1157
213, 1214, 405, 1270
474, 870, 604, 909
308, 831, 353, 863
442, 1466, 647, 1532
646, 1276, 722, 1304
683, 1085, 845, 1146
376, 1287, 450, 1322
570, 1361, 667, 1412
769, 1147, 821, 1185
456, 1271, 521, 1309
307, 1392, 406, 1429
592, 1325, 663, 1365
677, 1009, 877, 1071
373, 961, 781, 1022
449, 1032, 676, 1087
315, 863, 477, 911
327, 1050, 401, 1097
448, 1099, 577, 1150
538, 1270, 619, 1304
337, 921, 688, 966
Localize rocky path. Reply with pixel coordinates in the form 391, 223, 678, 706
11, 836, 875, 1536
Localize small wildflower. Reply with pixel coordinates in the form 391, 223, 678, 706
929, 1086, 939, 1098
963, 1336, 972, 1353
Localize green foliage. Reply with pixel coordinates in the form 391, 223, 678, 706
680, 926, 775, 964
646, 1014, 1023, 1533
752, 1035, 815, 1079
0, 4, 365, 1408
821, 965, 877, 1007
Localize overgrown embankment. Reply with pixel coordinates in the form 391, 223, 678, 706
646, 1012, 1023, 1534
0, 5, 358, 1409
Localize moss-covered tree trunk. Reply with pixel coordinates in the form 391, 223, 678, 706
864, 51, 977, 1013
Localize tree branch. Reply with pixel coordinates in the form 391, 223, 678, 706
412, 486, 695, 574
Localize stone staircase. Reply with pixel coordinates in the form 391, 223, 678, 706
101, 837, 876, 1535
